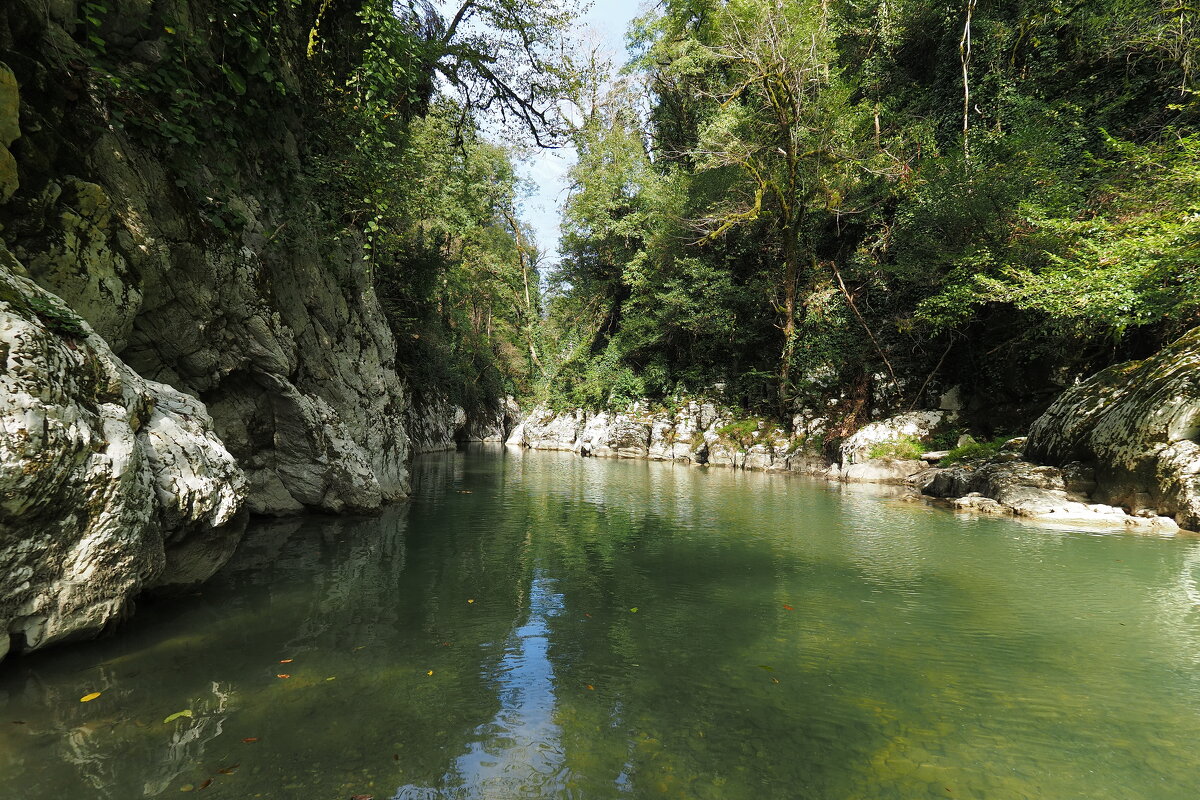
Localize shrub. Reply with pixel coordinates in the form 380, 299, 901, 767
866, 436, 927, 460
939, 436, 1019, 466
716, 418, 762, 449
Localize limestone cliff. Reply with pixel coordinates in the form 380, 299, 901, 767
507, 402, 831, 475
0, 0, 425, 662
1, 2, 411, 516
1, 246, 246, 661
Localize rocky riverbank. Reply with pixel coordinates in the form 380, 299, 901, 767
506, 401, 951, 484
506, 327, 1200, 535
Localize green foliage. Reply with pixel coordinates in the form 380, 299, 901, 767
867, 437, 927, 460
939, 436, 1019, 467
80, 0, 293, 149
0, 283, 89, 338
539, 0, 1200, 430
928, 428, 965, 451
716, 417, 764, 449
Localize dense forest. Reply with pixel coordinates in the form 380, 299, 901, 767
49, 0, 1199, 433
542, 0, 1199, 435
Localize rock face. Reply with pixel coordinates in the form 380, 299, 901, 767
509, 402, 947, 484
407, 396, 520, 454
0, 3, 422, 665
0, 6, 411, 516
1025, 327, 1200, 530
1, 248, 247, 661
919, 456, 1178, 532
0, 63, 17, 203
839, 411, 946, 464
508, 402, 839, 478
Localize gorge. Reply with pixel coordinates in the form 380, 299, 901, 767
1, 0, 1199, 795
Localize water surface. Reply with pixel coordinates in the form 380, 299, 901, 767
4, 447, 1200, 799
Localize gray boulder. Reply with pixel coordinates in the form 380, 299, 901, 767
1027, 327, 1200, 530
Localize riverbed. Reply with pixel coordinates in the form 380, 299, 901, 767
3, 446, 1200, 798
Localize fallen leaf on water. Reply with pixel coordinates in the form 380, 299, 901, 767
276, 674, 290, 679
217, 764, 240, 775
467, 599, 475, 604
584, 613, 591, 618
629, 607, 639, 613
279, 659, 294, 664
198, 779, 213, 790
457, 490, 472, 494
180, 784, 194, 792
756, 664, 774, 672
242, 737, 259, 743
427, 670, 434, 676
586, 684, 595, 691
163, 710, 193, 724
80, 692, 102, 703
325, 677, 336, 681
783, 605, 794, 611
442, 641, 452, 647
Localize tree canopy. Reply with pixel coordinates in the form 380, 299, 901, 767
533, 0, 1200, 432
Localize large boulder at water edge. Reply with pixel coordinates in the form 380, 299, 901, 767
1025, 327, 1200, 530
0, 248, 247, 662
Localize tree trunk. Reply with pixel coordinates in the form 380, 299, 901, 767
778, 226, 800, 419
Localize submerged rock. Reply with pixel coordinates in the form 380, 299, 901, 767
1, 251, 247, 661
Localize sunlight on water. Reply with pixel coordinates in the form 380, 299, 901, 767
3, 446, 1200, 799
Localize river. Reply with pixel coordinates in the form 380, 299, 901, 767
3, 446, 1200, 799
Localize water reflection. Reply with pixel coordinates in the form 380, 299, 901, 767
397, 574, 567, 798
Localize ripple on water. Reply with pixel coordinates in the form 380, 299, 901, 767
2, 447, 1200, 799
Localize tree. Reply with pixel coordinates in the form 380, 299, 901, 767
688, 0, 855, 413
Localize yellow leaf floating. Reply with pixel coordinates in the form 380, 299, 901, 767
467, 599, 475, 604
164, 710, 193, 724
427, 670, 434, 676
80, 692, 102, 703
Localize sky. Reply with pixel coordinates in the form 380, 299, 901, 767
514, 0, 648, 265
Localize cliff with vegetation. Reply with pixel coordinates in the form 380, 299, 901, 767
533, 0, 1197, 439
0, 0, 562, 662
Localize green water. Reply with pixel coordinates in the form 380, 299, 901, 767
4, 447, 1200, 799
